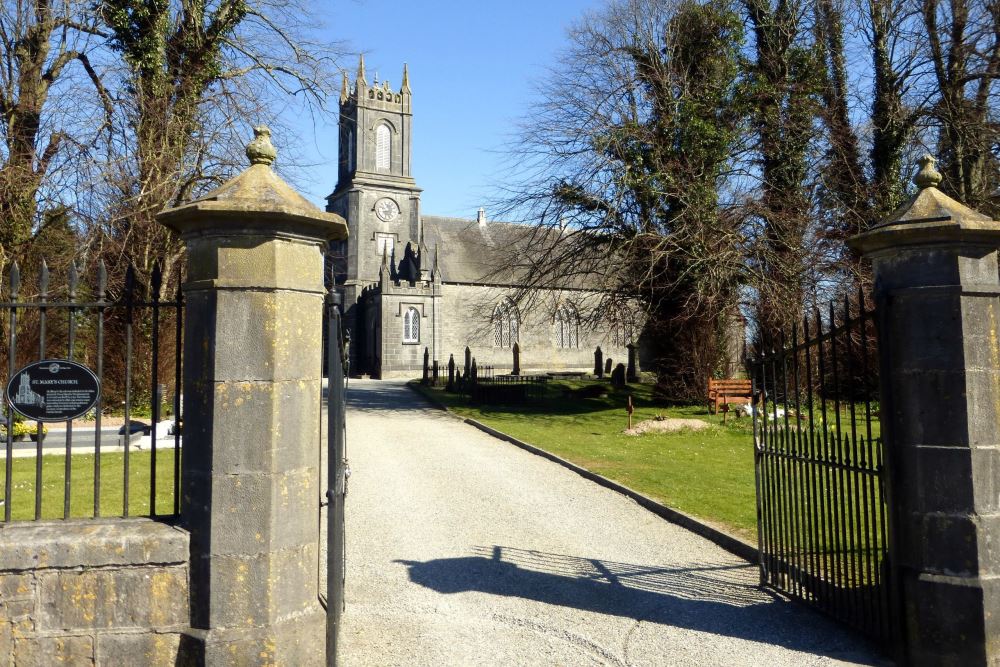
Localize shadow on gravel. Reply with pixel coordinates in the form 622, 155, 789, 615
337, 382, 443, 415
396, 545, 881, 664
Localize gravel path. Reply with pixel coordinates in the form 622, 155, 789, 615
335, 380, 884, 666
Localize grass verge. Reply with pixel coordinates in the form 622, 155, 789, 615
2, 449, 178, 521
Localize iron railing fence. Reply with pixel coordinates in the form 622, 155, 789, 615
751, 290, 897, 649
466, 364, 548, 404
1, 260, 183, 522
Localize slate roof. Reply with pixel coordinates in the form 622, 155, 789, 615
419, 214, 605, 292
421, 215, 534, 285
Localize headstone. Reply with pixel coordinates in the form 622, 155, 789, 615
432, 359, 439, 386
610, 363, 626, 388
626, 344, 638, 383
594, 346, 604, 378
512, 342, 520, 376
464, 346, 471, 378
447, 354, 455, 392
422, 347, 430, 385
471, 358, 478, 382
605, 358, 613, 375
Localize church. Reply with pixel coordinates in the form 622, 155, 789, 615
327, 59, 639, 378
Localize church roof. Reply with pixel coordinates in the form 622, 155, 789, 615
421, 216, 532, 285
421, 215, 600, 290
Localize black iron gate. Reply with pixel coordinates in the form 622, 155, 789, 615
751, 292, 898, 648
325, 289, 349, 665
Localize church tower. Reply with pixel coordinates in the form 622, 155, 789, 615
327, 57, 421, 288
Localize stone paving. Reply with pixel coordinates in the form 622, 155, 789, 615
331, 380, 886, 666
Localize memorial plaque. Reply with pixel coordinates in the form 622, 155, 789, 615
5, 360, 100, 422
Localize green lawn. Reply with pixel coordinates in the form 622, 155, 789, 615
414, 379, 761, 540
1, 449, 178, 521
415, 379, 884, 545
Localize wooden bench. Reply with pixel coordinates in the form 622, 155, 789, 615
708, 378, 752, 414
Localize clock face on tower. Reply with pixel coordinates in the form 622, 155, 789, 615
375, 197, 400, 222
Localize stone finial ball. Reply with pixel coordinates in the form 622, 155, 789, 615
246, 125, 277, 166
914, 154, 942, 189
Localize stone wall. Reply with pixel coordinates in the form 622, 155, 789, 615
433, 283, 632, 374
354, 280, 642, 378
378, 279, 439, 375
0, 520, 189, 666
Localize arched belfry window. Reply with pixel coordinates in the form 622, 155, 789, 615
403, 307, 420, 343
555, 304, 579, 349
492, 299, 519, 349
375, 124, 391, 171
346, 129, 355, 171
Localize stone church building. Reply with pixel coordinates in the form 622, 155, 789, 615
327, 59, 638, 378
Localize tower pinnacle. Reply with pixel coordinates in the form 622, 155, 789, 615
401, 63, 411, 93
357, 54, 367, 87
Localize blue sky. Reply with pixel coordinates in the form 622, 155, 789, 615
291, 0, 603, 217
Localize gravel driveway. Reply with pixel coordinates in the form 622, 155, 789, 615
334, 380, 884, 666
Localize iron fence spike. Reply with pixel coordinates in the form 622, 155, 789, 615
39, 259, 49, 294
97, 260, 107, 296
151, 261, 162, 300
68, 262, 79, 297
9, 262, 19, 297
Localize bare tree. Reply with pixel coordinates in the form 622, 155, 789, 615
0, 0, 110, 269
496, 0, 750, 399
922, 0, 1000, 214
810, 0, 923, 289
740, 0, 823, 343
89, 0, 343, 291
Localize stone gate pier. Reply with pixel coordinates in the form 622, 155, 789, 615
158, 127, 347, 664
851, 156, 1000, 666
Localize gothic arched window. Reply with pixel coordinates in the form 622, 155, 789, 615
610, 307, 635, 347
375, 124, 391, 171
403, 307, 420, 343
492, 299, 519, 349
555, 304, 579, 348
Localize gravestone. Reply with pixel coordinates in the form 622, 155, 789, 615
464, 346, 471, 378
447, 354, 455, 391
422, 347, 430, 385
605, 358, 613, 375
594, 346, 604, 378
512, 342, 520, 376
471, 358, 478, 382
626, 344, 638, 382
610, 363, 626, 388
432, 359, 439, 386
